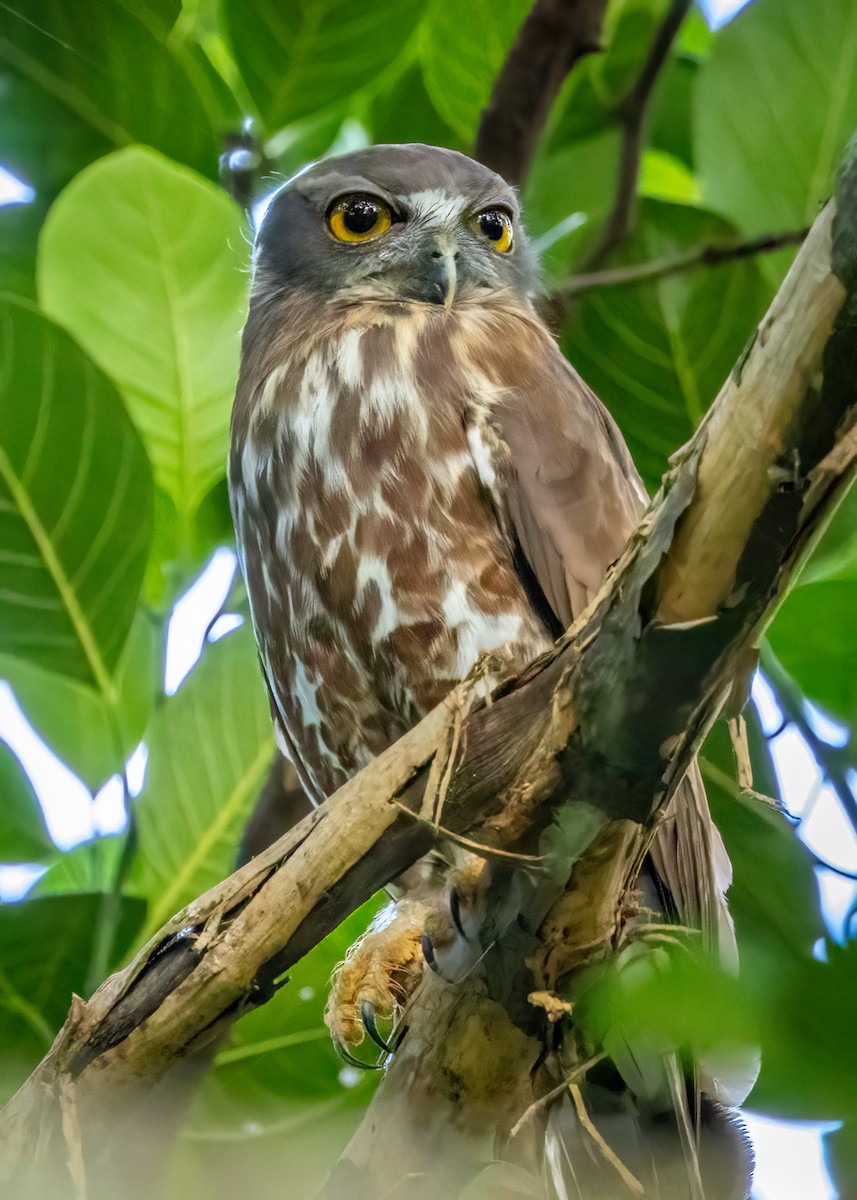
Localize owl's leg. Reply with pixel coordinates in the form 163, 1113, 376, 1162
325, 857, 489, 1053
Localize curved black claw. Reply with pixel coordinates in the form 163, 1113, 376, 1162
360, 1000, 393, 1053
450, 887, 467, 939
421, 931, 438, 972
333, 1038, 382, 1071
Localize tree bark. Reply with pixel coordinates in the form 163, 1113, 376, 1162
2, 144, 857, 1200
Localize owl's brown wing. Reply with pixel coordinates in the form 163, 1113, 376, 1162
469, 330, 751, 1101
469, 330, 646, 632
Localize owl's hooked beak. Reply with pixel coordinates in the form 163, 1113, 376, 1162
424, 238, 458, 309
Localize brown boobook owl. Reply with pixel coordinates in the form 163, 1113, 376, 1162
229, 144, 751, 1193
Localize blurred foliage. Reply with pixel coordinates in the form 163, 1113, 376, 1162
0, 0, 856, 1195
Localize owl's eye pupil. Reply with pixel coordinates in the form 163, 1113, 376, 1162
479, 211, 506, 241
343, 199, 380, 234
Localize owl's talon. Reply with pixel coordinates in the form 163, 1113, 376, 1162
360, 1000, 393, 1053
333, 1039, 382, 1071
450, 887, 468, 939
421, 931, 438, 972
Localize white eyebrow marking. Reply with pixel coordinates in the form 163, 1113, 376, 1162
403, 189, 470, 225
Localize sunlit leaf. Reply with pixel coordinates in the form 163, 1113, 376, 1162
695, 0, 857, 234
131, 626, 273, 937
0, 299, 153, 691
39, 147, 248, 531
0, 740, 52, 861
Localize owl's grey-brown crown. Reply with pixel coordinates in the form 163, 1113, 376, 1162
252, 143, 540, 308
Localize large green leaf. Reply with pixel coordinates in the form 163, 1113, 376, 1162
0, 610, 163, 793
703, 727, 823, 956
39, 148, 248, 531
0, 740, 52, 861
695, 0, 857, 234
0, 299, 153, 692
0, 0, 218, 187
221, 0, 422, 132
765, 481, 857, 723
563, 200, 771, 490
34, 836, 128, 897
131, 626, 273, 938
0, 893, 145, 1103
191, 897, 382, 1134
0, 200, 42, 300
420, 0, 531, 142
768, 580, 857, 728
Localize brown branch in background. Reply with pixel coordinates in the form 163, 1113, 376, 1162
554, 227, 810, 298
581, 0, 693, 272
475, 0, 609, 187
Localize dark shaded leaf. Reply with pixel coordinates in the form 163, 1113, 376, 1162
0, 740, 52, 861
563, 200, 771, 490
0, 299, 153, 689
222, 0, 422, 132
0, 893, 145, 1103
0, 0, 219, 184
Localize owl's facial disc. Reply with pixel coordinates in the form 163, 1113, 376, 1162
320, 188, 522, 308
252, 144, 541, 309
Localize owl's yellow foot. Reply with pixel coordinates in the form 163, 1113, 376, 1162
325, 858, 490, 1056
324, 899, 432, 1053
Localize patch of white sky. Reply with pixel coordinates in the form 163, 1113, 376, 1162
0, 0, 842, 1191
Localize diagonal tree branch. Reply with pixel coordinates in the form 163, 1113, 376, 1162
2, 139, 857, 1197
474, 0, 609, 187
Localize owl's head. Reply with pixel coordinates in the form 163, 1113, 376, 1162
252, 143, 540, 309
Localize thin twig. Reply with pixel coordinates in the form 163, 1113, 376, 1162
475, 0, 609, 187
580, 0, 692, 273
555, 228, 809, 297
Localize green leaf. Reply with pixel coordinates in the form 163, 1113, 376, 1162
221, 0, 422, 132
548, 0, 672, 148
131, 626, 273, 938
695, 0, 857, 234
0, 298, 154, 692
0, 200, 40, 300
38, 147, 248, 530
524, 132, 622, 280
0, 0, 218, 185
702, 726, 823, 956
797, 478, 857, 586
420, 0, 531, 142
768, 580, 857, 728
0, 893, 145, 1103
192, 897, 383, 1135
563, 200, 771, 490
0, 609, 164, 793
0, 740, 52, 861
33, 835, 129, 897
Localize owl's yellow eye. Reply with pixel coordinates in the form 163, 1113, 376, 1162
474, 208, 514, 252
328, 195, 392, 243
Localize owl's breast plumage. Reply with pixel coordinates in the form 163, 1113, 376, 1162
230, 300, 550, 801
